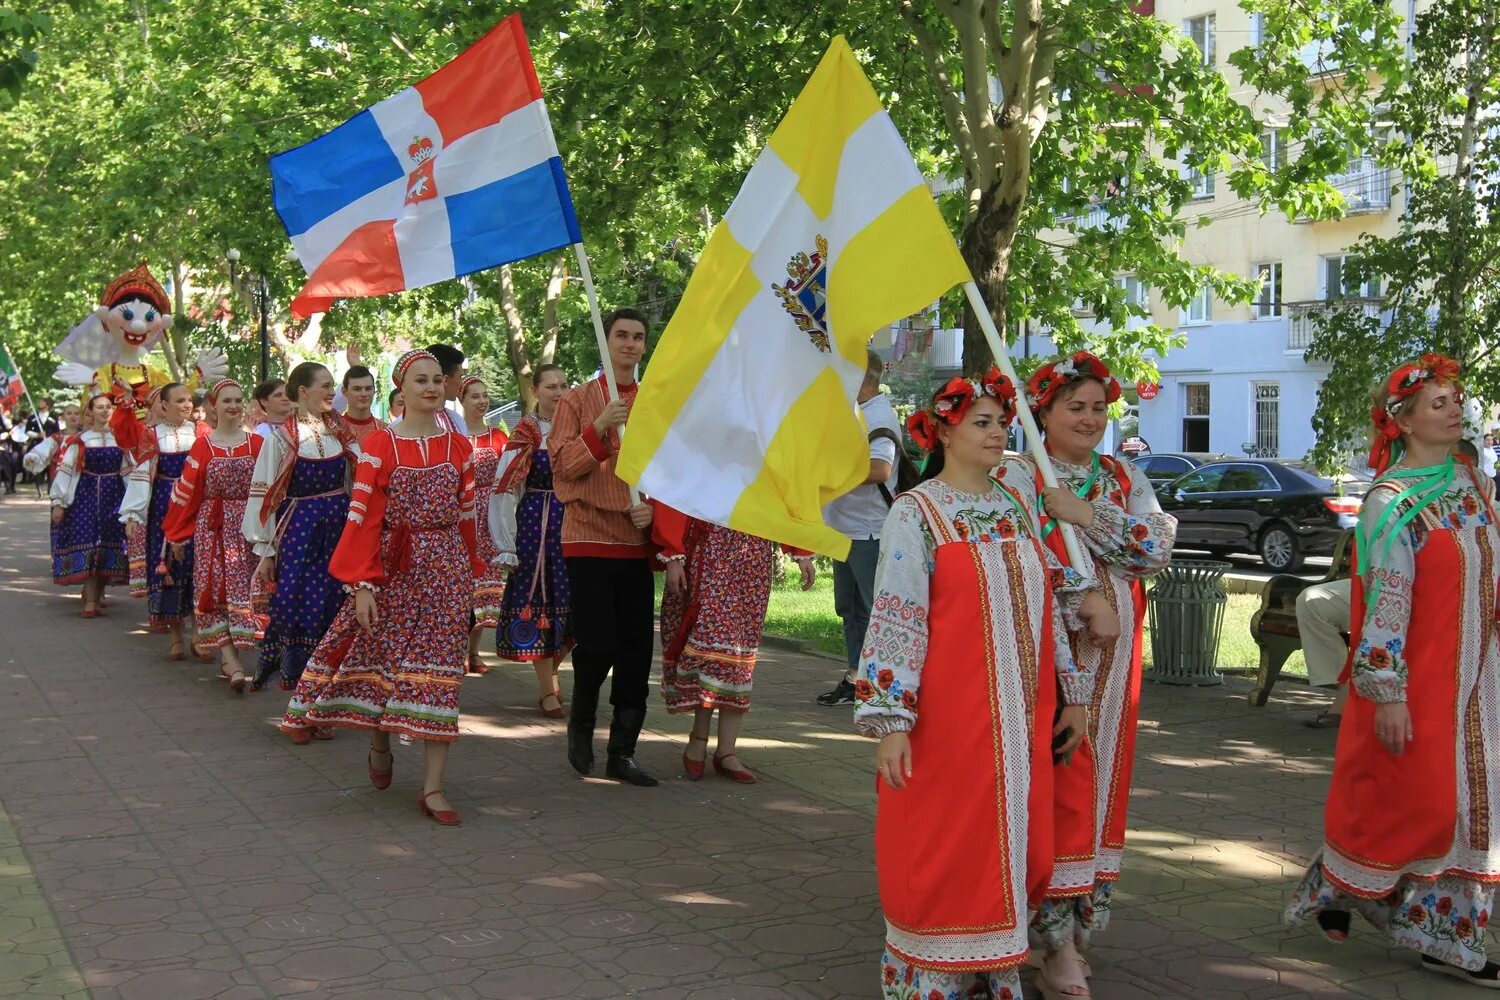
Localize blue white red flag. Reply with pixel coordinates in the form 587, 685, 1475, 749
271, 15, 581, 317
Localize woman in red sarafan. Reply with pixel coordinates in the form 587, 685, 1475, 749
281, 351, 483, 827
1288, 355, 1500, 988
459, 374, 508, 675
162, 379, 263, 693
854, 369, 1118, 1000
654, 505, 815, 783
1020, 352, 1177, 999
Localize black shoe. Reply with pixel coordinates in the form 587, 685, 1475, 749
816, 678, 857, 706
567, 723, 594, 775
605, 756, 658, 787
1421, 954, 1500, 987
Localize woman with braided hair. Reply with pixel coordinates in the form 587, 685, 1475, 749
1018, 351, 1177, 999
282, 350, 483, 826
1287, 354, 1500, 987
854, 368, 1118, 1000
242, 362, 357, 695
163, 379, 263, 693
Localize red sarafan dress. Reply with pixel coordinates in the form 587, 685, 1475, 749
854, 475, 1094, 1000
469, 427, 509, 631
282, 429, 483, 743
1028, 452, 1176, 949
1289, 460, 1500, 970
161, 435, 264, 650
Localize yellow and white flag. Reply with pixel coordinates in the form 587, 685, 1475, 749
616, 35, 968, 558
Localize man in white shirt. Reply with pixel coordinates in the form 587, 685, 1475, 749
817, 350, 901, 706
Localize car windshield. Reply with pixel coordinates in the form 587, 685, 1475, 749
1280, 461, 1371, 495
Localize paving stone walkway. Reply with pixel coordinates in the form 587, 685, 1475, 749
0, 495, 1480, 998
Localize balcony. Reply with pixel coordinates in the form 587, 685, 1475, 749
1285, 298, 1384, 352
1296, 159, 1393, 221
888, 324, 964, 371
1061, 199, 1125, 233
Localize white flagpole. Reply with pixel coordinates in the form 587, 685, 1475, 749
2, 342, 43, 440
961, 281, 1089, 573
571, 242, 640, 505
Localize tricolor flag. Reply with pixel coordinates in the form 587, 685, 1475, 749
0, 344, 25, 408
617, 37, 969, 558
271, 14, 581, 318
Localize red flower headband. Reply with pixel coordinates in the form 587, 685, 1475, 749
459, 374, 485, 397
204, 378, 240, 406
905, 367, 1017, 453
392, 349, 438, 388
1028, 351, 1121, 413
1368, 353, 1463, 474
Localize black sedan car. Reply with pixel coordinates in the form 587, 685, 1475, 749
1130, 452, 1232, 486
1156, 459, 1365, 572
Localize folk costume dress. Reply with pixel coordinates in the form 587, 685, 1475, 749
282, 429, 482, 742
121, 421, 200, 630
49, 430, 130, 586
243, 417, 356, 690
1287, 458, 1500, 970
162, 435, 263, 650
854, 470, 1095, 1000
468, 427, 509, 631
488, 414, 572, 662
654, 505, 806, 715
1028, 452, 1176, 949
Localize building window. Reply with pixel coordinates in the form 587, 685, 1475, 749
1253, 262, 1283, 319
1250, 11, 1266, 46
1180, 284, 1213, 326
1321, 254, 1382, 300
1183, 383, 1211, 451
1184, 14, 1216, 65
1261, 127, 1285, 170
1117, 274, 1150, 329
1254, 383, 1280, 457
1185, 155, 1216, 199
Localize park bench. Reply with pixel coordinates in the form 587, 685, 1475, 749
1247, 528, 1354, 706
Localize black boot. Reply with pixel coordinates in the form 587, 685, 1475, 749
604, 707, 657, 787
567, 689, 599, 776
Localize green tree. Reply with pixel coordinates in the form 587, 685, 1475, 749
1303, 0, 1500, 468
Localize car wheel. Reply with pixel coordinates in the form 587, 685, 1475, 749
1259, 523, 1303, 573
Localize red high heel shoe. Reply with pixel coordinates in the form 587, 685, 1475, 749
538, 692, 564, 719
286, 728, 313, 746
418, 790, 460, 826
682, 733, 710, 780
713, 752, 757, 784
368, 746, 393, 790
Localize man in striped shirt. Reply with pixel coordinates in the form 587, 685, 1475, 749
550, 308, 659, 787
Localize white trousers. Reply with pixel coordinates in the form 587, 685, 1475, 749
1295, 578, 1352, 688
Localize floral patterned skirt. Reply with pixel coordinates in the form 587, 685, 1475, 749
1287, 854, 1495, 970
880, 948, 1021, 1000
658, 528, 774, 714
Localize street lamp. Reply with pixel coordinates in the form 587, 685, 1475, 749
225, 248, 269, 384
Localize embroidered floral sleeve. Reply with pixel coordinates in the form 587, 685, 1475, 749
854, 495, 932, 738
242, 428, 286, 556
1080, 458, 1177, 577
1038, 541, 1095, 706
49, 442, 82, 508
1353, 485, 1414, 704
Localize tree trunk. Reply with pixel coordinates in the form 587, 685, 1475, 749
959, 181, 1020, 375
159, 260, 186, 381
500, 265, 536, 412
1440, 12, 1488, 358
541, 256, 567, 367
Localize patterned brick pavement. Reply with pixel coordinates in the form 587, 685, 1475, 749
0, 496, 1480, 998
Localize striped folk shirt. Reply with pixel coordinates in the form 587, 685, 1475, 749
549, 375, 653, 560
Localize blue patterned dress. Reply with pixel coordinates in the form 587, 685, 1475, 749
122, 423, 198, 629
49, 431, 129, 585
490, 415, 572, 661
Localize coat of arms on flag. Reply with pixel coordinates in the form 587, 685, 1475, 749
0, 345, 25, 408
271, 14, 581, 317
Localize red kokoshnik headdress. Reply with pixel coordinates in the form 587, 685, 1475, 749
1369, 353, 1463, 475
905, 366, 1017, 453
1027, 351, 1121, 413
459, 374, 485, 397
204, 378, 240, 406
392, 349, 438, 387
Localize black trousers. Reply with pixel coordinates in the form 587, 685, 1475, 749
565, 556, 655, 712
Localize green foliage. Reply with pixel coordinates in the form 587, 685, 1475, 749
1304, 0, 1500, 469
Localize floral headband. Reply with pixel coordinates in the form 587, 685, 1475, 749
1369, 353, 1462, 474
392, 349, 438, 388
1028, 351, 1121, 413
905, 367, 1017, 453
204, 378, 240, 406
459, 374, 485, 397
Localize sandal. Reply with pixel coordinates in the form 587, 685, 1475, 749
1422, 955, 1500, 988
418, 789, 461, 826
682, 733, 710, 780
1304, 710, 1343, 729
167, 640, 185, 662
368, 745, 393, 790
539, 692, 564, 719
466, 656, 490, 676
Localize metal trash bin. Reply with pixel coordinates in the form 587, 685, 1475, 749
1145, 559, 1230, 686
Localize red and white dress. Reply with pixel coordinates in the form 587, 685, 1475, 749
469, 427, 509, 630
1028, 452, 1176, 949
281, 429, 482, 743
162, 435, 264, 650
854, 471, 1094, 1000
1288, 461, 1500, 970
